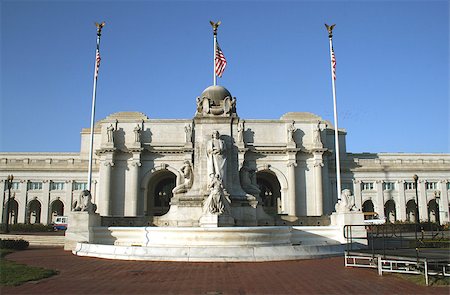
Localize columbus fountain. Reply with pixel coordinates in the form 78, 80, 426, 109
65, 85, 365, 261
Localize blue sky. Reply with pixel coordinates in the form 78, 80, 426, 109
1, 0, 448, 153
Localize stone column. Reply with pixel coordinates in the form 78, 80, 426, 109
353, 180, 362, 210
439, 180, 449, 224
128, 159, 141, 216
99, 160, 114, 216
375, 181, 385, 219
42, 180, 50, 224
0, 180, 5, 224
287, 162, 297, 217
398, 180, 406, 220
396, 181, 406, 221
312, 151, 324, 216
65, 180, 73, 215
18, 181, 27, 224
418, 180, 427, 222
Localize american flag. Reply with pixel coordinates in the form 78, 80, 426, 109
95, 48, 101, 79
331, 47, 336, 80
215, 41, 227, 77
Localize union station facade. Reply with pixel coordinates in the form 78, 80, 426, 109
1, 86, 449, 226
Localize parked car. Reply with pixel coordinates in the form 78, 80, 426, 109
53, 216, 68, 230
363, 212, 386, 225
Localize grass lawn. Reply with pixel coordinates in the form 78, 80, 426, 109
392, 273, 450, 287
0, 249, 58, 286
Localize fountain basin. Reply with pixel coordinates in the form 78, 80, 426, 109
72, 226, 350, 262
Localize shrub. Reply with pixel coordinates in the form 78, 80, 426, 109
5, 223, 54, 232
0, 239, 29, 250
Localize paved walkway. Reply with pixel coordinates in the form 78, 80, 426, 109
2, 247, 449, 294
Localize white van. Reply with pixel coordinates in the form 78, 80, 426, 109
53, 216, 68, 230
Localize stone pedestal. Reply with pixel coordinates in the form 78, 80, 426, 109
330, 211, 367, 245
330, 211, 364, 226
64, 211, 101, 251
199, 213, 235, 228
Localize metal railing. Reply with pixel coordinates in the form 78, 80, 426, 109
343, 223, 450, 285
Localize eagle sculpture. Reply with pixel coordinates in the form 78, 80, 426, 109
209, 20, 221, 32
325, 24, 335, 37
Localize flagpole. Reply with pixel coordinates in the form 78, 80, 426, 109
87, 22, 105, 193
210, 21, 221, 86
325, 23, 342, 201
213, 32, 217, 86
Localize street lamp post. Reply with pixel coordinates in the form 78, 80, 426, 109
412, 174, 420, 262
4, 175, 14, 233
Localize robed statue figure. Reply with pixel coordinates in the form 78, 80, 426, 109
206, 131, 227, 186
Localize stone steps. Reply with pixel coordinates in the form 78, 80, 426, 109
0, 234, 65, 246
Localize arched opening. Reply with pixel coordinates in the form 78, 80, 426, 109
362, 200, 375, 220
27, 199, 41, 224
256, 170, 281, 216
427, 199, 439, 224
4, 199, 18, 224
146, 170, 176, 217
50, 199, 64, 222
406, 199, 417, 223
384, 200, 396, 223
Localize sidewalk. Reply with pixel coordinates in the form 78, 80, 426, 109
2, 247, 448, 294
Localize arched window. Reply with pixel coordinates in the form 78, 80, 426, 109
256, 170, 281, 216
51, 199, 65, 222
362, 200, 374, 213
427, 199, 439, 224
147, 171, 176, 217
406, 200, 417, 223
362, 200, 374, 219
384, 200, 396, 223
27, 199, 42, 224
5, 199, 19, 224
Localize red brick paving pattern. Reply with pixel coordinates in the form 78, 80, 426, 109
1, 247, 449, 294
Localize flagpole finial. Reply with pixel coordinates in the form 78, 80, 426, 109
325, 23, 335, 38
210, 20, 221, 35
95, 21, 106, 37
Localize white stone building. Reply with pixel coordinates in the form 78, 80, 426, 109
1, 86, 449, 226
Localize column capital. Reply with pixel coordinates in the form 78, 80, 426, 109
287, 162, 297, 168
130, 161, 142, 167
104, 161, 114, 167
263, 164, 271, 170
313, 162, 324, 168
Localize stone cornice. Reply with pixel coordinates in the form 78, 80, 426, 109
0, 155, 96, 172
96, 147, 117, 155
309, 147, 328, 155
246, 144, 304, 155
144, 145, 186, 155
127, 147, 145, 154
348, 153, 450, 172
